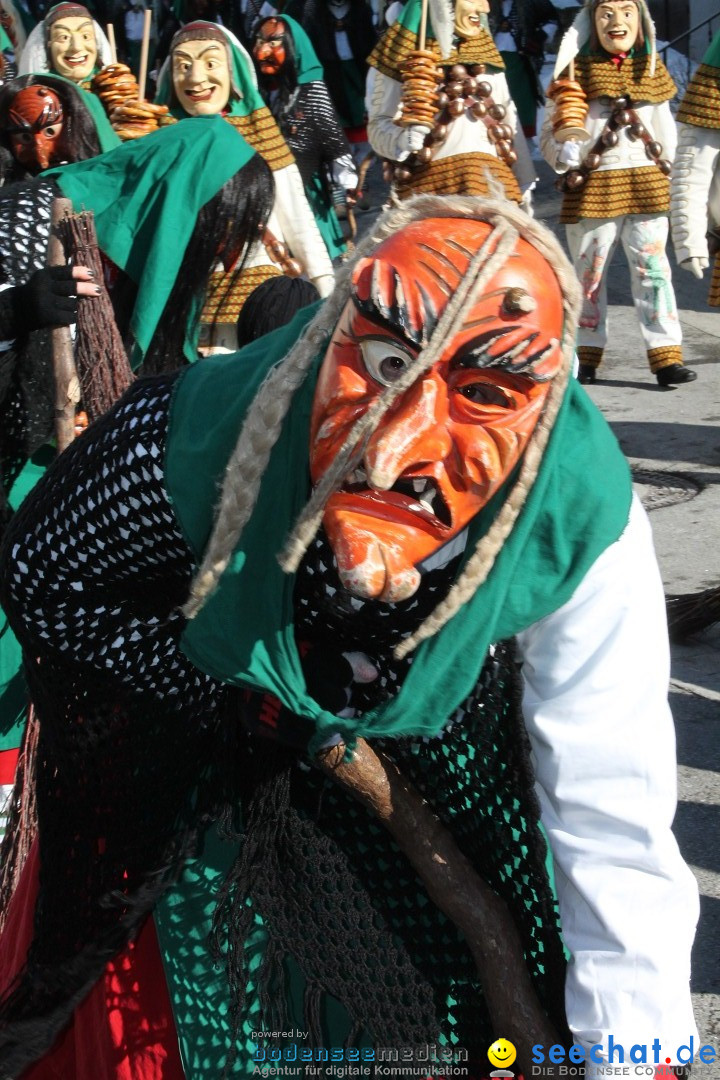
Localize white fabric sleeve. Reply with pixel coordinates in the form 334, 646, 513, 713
516, 495, 699, 1064
367, 68, 412, 161
271, 164, 335, 296
671, 122, 720, 266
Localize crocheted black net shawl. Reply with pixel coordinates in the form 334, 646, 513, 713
0, 179, 57, 531
0, 375, 569, 1075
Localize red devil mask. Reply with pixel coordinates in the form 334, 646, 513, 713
7, 85, 64, 172
309, 217, 565, 603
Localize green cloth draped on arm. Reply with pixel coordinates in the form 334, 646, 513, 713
44, 116, 257, 364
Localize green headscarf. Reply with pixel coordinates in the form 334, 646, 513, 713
165, 306, 632, 753
155, 22, 267, 119
44, 116, 257, 364
273, 13, 323, 85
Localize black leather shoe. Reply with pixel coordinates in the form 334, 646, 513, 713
578, 364, 597, 384
656, 364, 698, 386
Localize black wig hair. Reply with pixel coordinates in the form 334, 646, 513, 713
236, 274, 320, 347
141, 151, 275, 374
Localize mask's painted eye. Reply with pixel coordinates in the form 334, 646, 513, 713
457, 382, 512, 407
360, 338, 414, 387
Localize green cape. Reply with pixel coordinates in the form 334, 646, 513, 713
155, 23, 267, 119
165, 306, 633, 752
44, 116, 256, 364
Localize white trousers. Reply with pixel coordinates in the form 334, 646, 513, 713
566, 213, 682, 353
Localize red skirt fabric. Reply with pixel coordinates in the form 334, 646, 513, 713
0, 841, 185, 1080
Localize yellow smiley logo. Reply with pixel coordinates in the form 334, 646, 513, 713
488, 1038, 517, 1069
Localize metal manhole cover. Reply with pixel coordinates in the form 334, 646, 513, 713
631, 467, 702, 511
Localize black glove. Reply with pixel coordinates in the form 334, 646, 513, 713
10, 266, 80, 336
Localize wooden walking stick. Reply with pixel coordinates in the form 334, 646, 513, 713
106, 22, 117, 64
316, 738, 563, 1074
47, 198, 80, 454
137, 7, 152, 102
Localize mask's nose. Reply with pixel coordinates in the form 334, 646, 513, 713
363, 375, 452, 490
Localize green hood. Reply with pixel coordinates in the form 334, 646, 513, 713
275, 13, 323, 85
165, 306, 633, 752
45, 116, 256, 364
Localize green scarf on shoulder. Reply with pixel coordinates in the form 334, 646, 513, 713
165, 305, 632, 752
44, 116, 257, 364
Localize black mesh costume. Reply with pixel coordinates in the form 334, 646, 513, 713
0, 178, 58, 531
268, 80, 354, 193
0, 375, 569, 1074
284, 0, 378, 129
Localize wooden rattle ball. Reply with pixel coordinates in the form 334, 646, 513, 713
477, 81, 492, 98
630, 121, 645, 138
449, 64, 467, 79
463, 76, 476, 95
505, 149, 518, 165
437, 91, 449, 109
602, 129, 618, 147
612, 95, 629, 109
489, 103, 506, 121
585, 152, 601, 170
395, 167, 412, 182
471, 100, 487, 118
614, 109, 631, 126
446, 80, 464, 99
565, 170, 586, 190
417, 146, 433, 163
657, 158, 672, 176
646, 140, 662, 159
449, 98, 465, 117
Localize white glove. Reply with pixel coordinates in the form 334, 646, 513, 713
558, 140, 582, 168
398, 124, 431, 160
680, 256, 709, 279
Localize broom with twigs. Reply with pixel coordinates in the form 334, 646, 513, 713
0, 200, 134, 919
55, 205, 134, 423
667, 586, 720, 640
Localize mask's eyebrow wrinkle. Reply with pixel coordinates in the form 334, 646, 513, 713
446, 238, 476, 260
454, 326, 516, 366
514, 339, 559, 381
417, 259, 453, 297
417, 243, 464, 283
417, 283, 439, 343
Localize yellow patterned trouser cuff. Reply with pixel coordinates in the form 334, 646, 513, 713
647, 345, 683, 372
709, 253, 720, 308
577, 345, 604, 370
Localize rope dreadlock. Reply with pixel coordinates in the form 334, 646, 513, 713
184, 195, 581, 647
